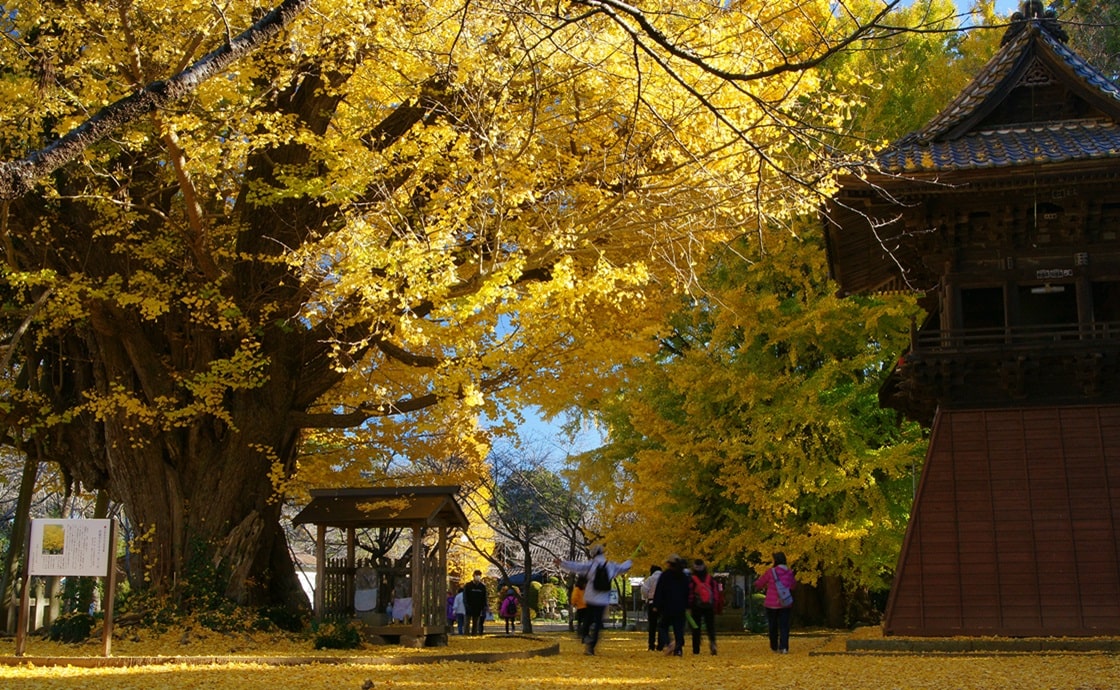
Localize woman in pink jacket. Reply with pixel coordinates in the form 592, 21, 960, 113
754, 551, 796, 653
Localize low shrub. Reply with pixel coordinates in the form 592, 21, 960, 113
48, 612, 96, 643
313, 620, 363, 650
255, 605, 307, 633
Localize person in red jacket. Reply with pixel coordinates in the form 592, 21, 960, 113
754, 551, 796, 653
689, 559, 720, 655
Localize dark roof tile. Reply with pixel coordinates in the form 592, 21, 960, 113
879, 119, 1120, 172
905, 22, 1120, 146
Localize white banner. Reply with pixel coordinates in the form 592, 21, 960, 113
27, 519, 113, 577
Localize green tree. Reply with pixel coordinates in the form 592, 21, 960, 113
582, 227, 925, 625
459, 445, 585, 633
822, 0, 1003, 146
1053, 0, 1120, 80
570, 0, 1007, 625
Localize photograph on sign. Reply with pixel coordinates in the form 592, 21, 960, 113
27, 519, 113, 577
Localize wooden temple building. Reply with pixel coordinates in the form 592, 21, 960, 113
292, 485, 468, 646
825, 5, 1120, 636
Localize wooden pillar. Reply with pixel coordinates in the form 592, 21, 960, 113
346, 528, 356, 617
411, 523, 422, 638
1077, 271, 1092, 335
314, 524, 326, 621
102, 520, 119, 657
438, 525, 449, 639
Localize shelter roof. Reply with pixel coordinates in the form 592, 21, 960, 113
291, 485, 468, 530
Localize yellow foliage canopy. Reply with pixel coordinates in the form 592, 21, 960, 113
0, 0, 932, 598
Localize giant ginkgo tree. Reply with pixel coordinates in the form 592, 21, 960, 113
0, 0, 908, 608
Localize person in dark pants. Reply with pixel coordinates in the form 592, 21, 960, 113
463, 570, 489, 635
755, 552, 796, 653
641, 564, 662, 651
652, 555, 689, 656
572, 574, 588, 641
557, 546, 632, 655
689, 559, 719, 655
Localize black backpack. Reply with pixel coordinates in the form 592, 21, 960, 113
593, 561, 611, 591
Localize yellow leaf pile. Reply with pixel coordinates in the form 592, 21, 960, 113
2, 629, 1117, 689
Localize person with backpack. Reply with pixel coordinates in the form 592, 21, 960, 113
499, 586, 521, 634
689, 559, 721, 655
755, 551, 797, 653
555, 545, 632, 655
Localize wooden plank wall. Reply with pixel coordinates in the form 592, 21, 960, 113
884, 405, 1120, 636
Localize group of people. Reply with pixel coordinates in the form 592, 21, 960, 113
638, 555, 724, 657
643, 551, 797, 656
449, 547, 798, 657
562, 547, 797, 657
447, 569, 491, 635
447, 569, 524, 635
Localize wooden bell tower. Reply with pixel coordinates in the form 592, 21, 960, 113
826, 6, 1120, 636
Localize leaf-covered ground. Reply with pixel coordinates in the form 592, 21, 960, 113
2, 629, 1118, 689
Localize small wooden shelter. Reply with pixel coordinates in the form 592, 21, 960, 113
292, 485, 468, 647
825, 5, 1120, 636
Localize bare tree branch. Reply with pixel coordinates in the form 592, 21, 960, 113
572, 0, 904, 82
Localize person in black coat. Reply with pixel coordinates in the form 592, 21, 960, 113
651, 555, 689, 656
462, 570, 489, 635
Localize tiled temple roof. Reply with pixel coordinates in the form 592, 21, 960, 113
878, 119, 1120, 172
876, 20, 1120, 173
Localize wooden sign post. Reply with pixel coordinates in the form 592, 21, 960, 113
16, 519, 119, 657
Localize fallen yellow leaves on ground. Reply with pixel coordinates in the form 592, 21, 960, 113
2, 630, 1118, 689
8, 624, 541, 659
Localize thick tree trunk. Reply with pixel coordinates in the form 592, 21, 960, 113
521, 548, 533, 633
822, 574, 847, 628
105, 394, 309, 607
33, 301, 333, 609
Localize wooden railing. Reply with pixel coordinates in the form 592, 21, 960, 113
911, 321, 1120, 354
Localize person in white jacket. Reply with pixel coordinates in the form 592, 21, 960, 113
556, 546, 632, 655
452, 587, 466, 635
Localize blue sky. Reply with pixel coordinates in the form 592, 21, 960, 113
497, 405, 605, 458
991, 0, 1022, 15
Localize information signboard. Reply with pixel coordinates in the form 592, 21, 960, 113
27, 519, 113, 577
16, 518, 118, 657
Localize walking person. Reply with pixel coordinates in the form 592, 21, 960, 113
689, 559, 720, 655
571, 574, 589, 641
452, 586, 466, 635
556, 546, 632, 655
652, 555, 689, 656
500, 586, 521, 634
641, 564, 663, 651
755, 552, 796, 653
463, 570, 489, 635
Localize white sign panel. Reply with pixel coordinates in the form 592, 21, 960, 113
27, 519, 113, 577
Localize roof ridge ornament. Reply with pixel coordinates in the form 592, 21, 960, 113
1002, 1, 1069, 45
1017, 56, 1056, 88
